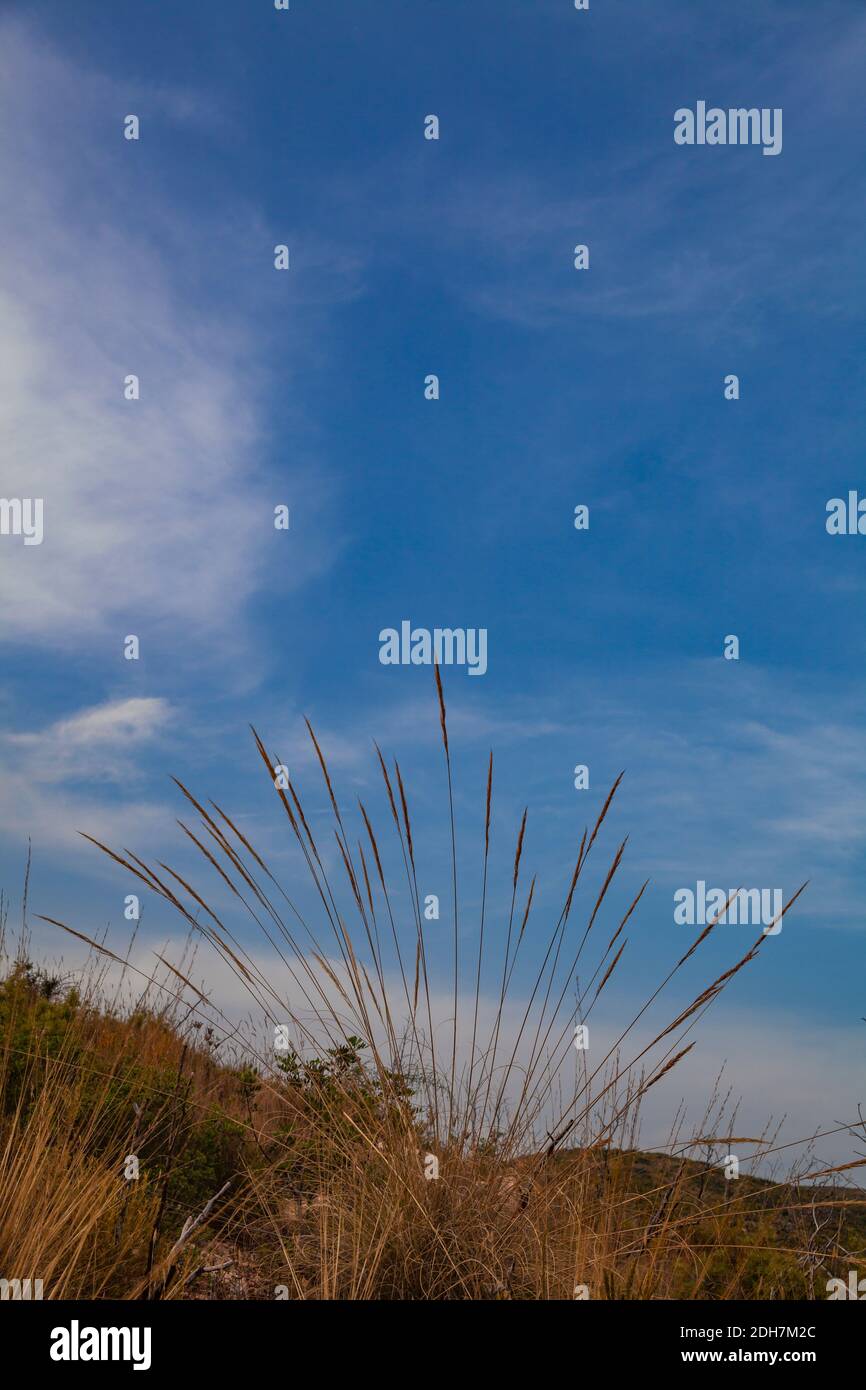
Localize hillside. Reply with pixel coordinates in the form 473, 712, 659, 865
2, 955, 864, 1301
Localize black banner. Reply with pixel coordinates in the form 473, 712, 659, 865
3, 1297, 860, 1376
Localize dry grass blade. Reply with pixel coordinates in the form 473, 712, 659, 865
2, 691, 837, 1304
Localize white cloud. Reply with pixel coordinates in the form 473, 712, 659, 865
0, 18, 337, 653
0, 697, 174, 852
9, 696, 170, 755
6, 696, 172, 779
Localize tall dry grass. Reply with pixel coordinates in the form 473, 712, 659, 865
1, 675, 863, 1299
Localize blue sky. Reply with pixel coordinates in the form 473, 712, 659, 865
1, 1, 864, 1155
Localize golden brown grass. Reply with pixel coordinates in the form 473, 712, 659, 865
1, 677, 864, 1300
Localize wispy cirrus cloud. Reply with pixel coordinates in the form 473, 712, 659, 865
6, 696, 173, 780
324, 5, 866, 333
0, 17, 344, 658
0, 697, 175, 853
